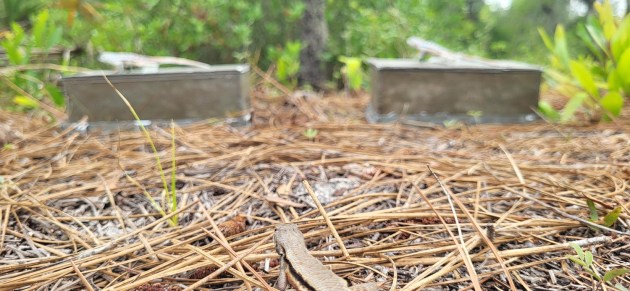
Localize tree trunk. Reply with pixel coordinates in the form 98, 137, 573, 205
298, 0, 328, 90
466, 0, 483, 22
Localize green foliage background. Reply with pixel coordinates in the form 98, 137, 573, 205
3, 0, 595, 68
2, 0, 628, 120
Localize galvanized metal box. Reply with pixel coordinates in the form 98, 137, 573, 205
62, 65, 250, 124
367, 59, 542, 123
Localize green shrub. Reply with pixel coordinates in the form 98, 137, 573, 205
0, 0, 45, 27
53, 0, 263, 64
538, 0, 629, 122
267, 41, 302, 88
0, 9, 65, 110
51, 0, 502, 84
338, 56, 363, 91
1, 1, 594, 96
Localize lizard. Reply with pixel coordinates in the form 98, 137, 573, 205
274, 223, 378, 291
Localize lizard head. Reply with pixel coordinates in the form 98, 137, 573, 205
274, 223, 306, 251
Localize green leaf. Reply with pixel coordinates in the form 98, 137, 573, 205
303, 128, 318, 139
13, 96, 39, 108
603, 268, 630, 282
569, 243, 584, 260
611, 17, 630, 62
585, 15, 607, 54
169, 121, 177, 226
276, 59, 288, 81
554, 25, 570, 70
286, 41, 302, 56
599, 91, 624, 120
538, 101, 561, 121
577, 22, 604, 62
44, 84, 65, 107
590, 63, 608, 79
274, 41, 301, 86
3, 45, 25, 66
568, 255, 588, 268
538, 27, 554, 52
603, 206, 621, 227
594, 0, 616, 40
584, 251, 593, 267
607, 70, 621, 91
615, 283, 629, 291
587, 199, 598, 222
544, 69, 574, 85
560, 92, 587, 122
616, 48, 630, 94
6, 23, 29, 64
47, 26, 63, 50
570, 61, 599, 98
31, 9, 49, 48
1, 26, 27, 65
286, 1, 306, 20
10, 22, 26, 45
339, 56, 363, 90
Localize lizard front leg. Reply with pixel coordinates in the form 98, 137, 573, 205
276, 248, 288, 290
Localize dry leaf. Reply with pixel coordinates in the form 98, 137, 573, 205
188, 266, 218, 280
218, 215, 247, 237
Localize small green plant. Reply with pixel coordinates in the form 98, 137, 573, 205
0, 9, 65, 110
338, 56, 364, 92
467, 110, 483, 124
443, 119, 464, 129
303, 128, 318, 141
568, 243, 629, 290
167, 121, 177, 225
538, 0, 629, 123
586, 199, 622, 229
268, 41, 302, 88
104, 76, 180, 227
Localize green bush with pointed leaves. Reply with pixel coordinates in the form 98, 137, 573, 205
0, 9, 65, 111
538, 0, 629, 123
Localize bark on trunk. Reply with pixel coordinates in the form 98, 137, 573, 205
298, 0, 328, 90
466, 0, 483, 22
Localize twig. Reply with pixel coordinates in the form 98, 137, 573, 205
427, 166, 517, 290
302, 180, 350, 258
70, 261, 95, 291
197, 199, 273, 290
184, 233, 273, 291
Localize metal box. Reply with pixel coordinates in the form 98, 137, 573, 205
367, 58, 542, 123
62, 65, 250, 124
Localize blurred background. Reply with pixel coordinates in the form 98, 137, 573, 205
1, 0, 629, 122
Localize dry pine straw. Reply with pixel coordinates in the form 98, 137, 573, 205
0, 108, 629, 290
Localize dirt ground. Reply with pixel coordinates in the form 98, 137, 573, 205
0, 90, 628, 290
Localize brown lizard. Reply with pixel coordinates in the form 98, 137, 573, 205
274, 223, 378, 291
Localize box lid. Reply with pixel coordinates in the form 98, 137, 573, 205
62, 64, 250, 83
367, 58, 541, 72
